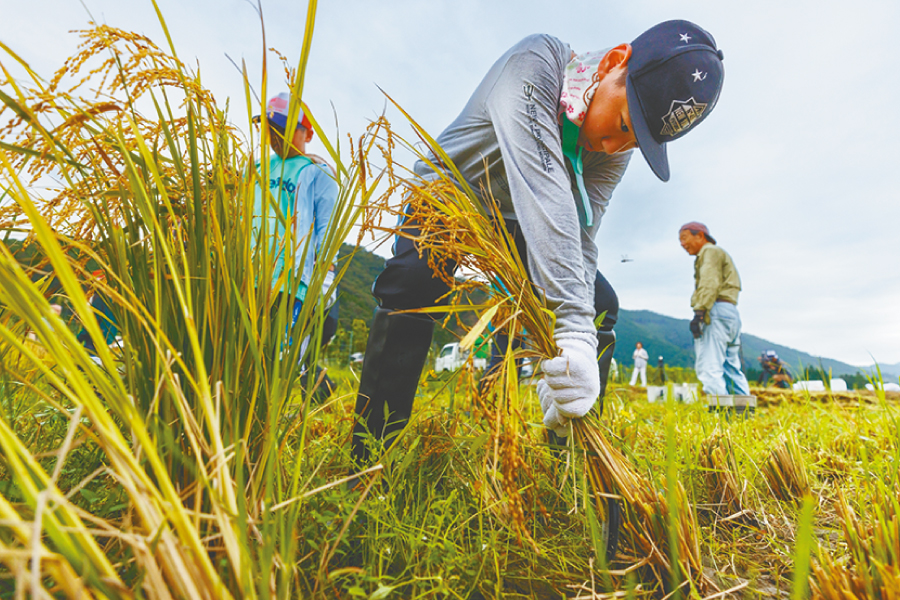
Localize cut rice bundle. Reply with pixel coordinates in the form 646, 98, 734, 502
761, 432, 811, 503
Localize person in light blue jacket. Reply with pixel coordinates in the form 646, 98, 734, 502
253, 92, 339, 365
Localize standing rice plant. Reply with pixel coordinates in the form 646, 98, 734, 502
792, 495, 816, 600
0, 1, 380, 596
355, 98, 715, 594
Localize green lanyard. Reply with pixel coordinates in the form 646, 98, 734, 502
560, 117, 592, 228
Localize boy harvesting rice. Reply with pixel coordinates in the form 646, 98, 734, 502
253, 93, 339, 368
351, 21, 725, 466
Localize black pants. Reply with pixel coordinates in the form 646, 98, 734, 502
272, 289, 339, 349
372, 217, 617, 331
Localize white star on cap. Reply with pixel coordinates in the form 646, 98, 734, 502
680, 33, 692, 43
691, 69, 706, 82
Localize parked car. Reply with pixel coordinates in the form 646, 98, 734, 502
434, 342, 488, 373
349, 352, 365, 365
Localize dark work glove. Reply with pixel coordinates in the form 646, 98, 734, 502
689, 310, 705, 339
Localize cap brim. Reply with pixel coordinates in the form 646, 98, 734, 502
251, 113, 289, 129
626, 76, 670, 182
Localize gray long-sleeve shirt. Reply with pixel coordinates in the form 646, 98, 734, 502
414, 34, 631, 335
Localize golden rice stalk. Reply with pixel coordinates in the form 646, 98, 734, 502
0, 23, 230, 243
761, 432, 811, 503
356, 117, 555, 360
699, 430, 755, 524
810, 483, 900, 599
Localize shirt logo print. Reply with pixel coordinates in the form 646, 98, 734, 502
270, 176, 296, 195
522, 81, 552, 173
660, 97, 707, 137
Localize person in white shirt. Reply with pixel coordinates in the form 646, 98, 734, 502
630, 341, 649, 386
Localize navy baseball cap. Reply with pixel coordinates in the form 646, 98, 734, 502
626, 20, 725, 182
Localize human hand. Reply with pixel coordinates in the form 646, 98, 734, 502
539, 332, 600, 419
537, 379, 570, 436
689, 310, 705, 339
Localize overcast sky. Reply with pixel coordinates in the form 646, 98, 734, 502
2, 0, 898, 367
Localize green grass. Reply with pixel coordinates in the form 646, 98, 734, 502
1, 331, 899, 597
276, 369, 900, 598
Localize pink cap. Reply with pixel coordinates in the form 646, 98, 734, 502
254, 92, 312, 131
679, 221, 716, 244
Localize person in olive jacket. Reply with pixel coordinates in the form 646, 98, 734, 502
679, 222, 750, 398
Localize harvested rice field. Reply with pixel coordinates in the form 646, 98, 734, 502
300, 373, 900, 599
3, 358, 897, 598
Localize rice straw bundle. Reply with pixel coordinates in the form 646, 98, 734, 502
574, 417, 713, 594
761, 432, 811, 502
699, 430, 755, 525
360, 103, 714, 592
810, 484, 900, 599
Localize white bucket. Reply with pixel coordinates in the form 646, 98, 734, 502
792, 380, 825, 392
646, 386, 667, 403
646, 383, 700, 404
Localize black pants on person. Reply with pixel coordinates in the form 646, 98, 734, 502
271, 288, 339, 348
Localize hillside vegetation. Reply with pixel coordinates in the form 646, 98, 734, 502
333, 245, 871, 379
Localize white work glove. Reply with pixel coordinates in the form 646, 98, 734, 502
540, 332, 600, 420
537, 379, 570, 437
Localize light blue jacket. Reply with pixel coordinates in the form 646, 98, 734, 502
253, 154, 338, 301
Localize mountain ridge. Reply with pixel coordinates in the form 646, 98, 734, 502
612, 308, 884, 378
8, 235, 882, 380
333, 244, 880, 378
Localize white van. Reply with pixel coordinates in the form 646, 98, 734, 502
434, 342, 488, 373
